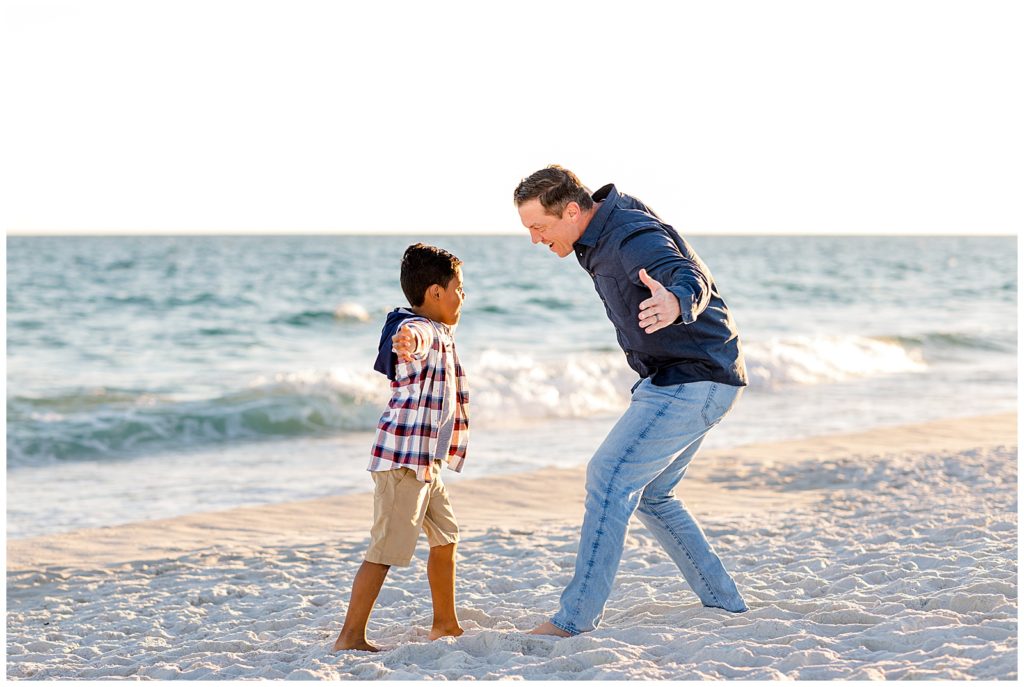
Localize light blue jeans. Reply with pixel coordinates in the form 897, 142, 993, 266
551, 379, 747, 635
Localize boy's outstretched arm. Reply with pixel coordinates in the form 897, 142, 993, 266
392, 322, 430, 363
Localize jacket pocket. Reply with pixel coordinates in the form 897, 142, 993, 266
594, 273, 644, 344
593, 274, 629, 315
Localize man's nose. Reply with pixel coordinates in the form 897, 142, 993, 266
529, 229, 542, 244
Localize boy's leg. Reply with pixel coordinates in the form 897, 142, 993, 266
332, 560, 391, 652
427, 542, 463, 639
423, 461, 463, 640
334, 467, 428, 652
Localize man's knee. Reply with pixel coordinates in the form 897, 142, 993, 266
637, 489, 674, 517
584, 454, 616, 496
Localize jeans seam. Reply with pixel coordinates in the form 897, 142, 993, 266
700, 383, 718, 427
564, 387, 679, 630
638, 498, 723, 607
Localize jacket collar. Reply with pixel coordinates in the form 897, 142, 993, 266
575, 183, 618, 249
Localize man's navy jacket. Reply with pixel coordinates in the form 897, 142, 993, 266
573, 184, 748, 388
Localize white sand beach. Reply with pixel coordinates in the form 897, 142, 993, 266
6, 413, 1017, 680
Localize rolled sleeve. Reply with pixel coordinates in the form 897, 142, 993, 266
403, 319, 435, 360
391, 319, 435, 384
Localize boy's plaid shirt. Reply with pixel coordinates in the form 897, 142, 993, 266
368, 317, 469, 482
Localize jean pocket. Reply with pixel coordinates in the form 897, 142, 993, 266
701, 384, 742, 427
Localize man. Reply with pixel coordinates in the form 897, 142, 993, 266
514, 165, 749, 637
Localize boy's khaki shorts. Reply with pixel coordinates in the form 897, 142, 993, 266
365, 461, 459, 567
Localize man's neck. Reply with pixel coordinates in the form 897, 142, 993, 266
576, 202, 602, 239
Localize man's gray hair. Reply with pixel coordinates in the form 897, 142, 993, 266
513, 164, 594, 217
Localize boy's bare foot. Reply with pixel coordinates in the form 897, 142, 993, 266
528, 621, 572, 637
332, 632, 381, 653
428, 623, 465, 641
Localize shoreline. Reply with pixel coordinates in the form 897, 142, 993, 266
7, 411, 1015, 573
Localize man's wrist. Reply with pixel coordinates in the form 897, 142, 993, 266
666, 286, 693, 325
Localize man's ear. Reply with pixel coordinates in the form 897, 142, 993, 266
565, 201, 580, 221
430, 284, 442, 301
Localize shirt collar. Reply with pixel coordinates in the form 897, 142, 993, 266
574, 183, 618, 249
402, 308, 455, 338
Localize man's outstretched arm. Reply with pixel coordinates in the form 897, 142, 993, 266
618, 228, 712, 333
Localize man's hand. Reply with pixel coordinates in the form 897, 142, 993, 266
392, 324, 419, 363
638, 268, 681, 334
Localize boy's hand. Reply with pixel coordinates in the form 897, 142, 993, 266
392, 324, 418, 363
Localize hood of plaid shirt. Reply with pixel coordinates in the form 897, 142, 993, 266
373, 308, 421, 381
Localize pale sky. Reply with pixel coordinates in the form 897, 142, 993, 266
1, 0, 1021, 235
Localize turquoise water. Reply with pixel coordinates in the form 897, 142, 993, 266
6, 235, 1017, 536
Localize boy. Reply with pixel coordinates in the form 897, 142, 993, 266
333, 243, 469, 653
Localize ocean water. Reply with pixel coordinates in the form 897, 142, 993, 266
5, 235, 1017, 538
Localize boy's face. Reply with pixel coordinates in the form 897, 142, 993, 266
436, 266, 465, 326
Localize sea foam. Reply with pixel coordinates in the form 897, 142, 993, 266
743, 335, 927, 387
7, 335, 933, 466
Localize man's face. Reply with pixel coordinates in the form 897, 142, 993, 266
518, 199, 585, 258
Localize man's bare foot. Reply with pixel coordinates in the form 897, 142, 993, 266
332, 632, 381, 653
428, 623, 465, 641
528, 621, 572, 637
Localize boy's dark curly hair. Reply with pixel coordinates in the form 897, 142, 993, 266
400, 243, 462, 307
